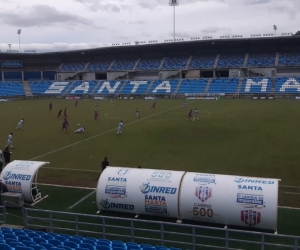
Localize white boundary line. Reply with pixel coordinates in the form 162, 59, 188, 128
41, 167, 99, 173
284, 192, 300, 195
280, 185, 300, 189
38, 183, 96, 190
67, 190, 96, 210
278, 206, 300, 210
30, 102, 195, 160
105, 110, 211, 121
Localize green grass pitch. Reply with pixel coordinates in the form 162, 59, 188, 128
1, 98, 300, 209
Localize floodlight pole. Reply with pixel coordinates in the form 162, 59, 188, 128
8, 44, 12, 52
273, 25, 277, 37
17, 29, 21, 52
169, 0, 179, 42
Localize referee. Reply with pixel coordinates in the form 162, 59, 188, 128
97, 157, 109, 180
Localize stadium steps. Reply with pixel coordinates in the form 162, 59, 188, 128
145, 80, 154, 95
185, 55, 193, 69
173, 79, 183, 95
243, 53, 249, 67
62, 81, 74, 95
213, 54, 220, 68
236, 77, 244, 95
204, 78, 213, 94
271, 77, 276, 94
158, 57, 166, 70
23, 81, 33, 97
117, 80, 128, 94
57, 63, 64, 71
108, 59, 116, 71
82, 62, 90, 71
275, 52, 279, 67
90, 80, 102, 95
132, 58, 141, 71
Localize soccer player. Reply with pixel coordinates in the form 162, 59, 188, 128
64, 108, 67, 117
49, 102, 52, 111
110, 99, 113, 105
57, 109, 62, 118
136, 108, 140, 118
62, 120, 68, 132
94, 110, 99, 121
95, 103, 99, 110
75, 100, 78, 107
187, 109, 192, 120
151, 102, 156, 109
7, 132, 14, 149
15, 118, 25, 130
182, 101, 186, 108
117, 120, 123, 135
193, 108, 199, 121
64, 116, 69, 127
74, 127, 85, 133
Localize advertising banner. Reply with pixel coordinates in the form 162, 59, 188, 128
0, 160, 49, 202
179, 173, 279, 230
94, 97, 106, 100
295, 96, 300, 100
96, 167, 185, 217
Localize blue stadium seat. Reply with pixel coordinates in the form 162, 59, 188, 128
217, 53, 244, 68
177, 79, 208, 95
54, 236, 67, 242
68, 81, 98, 95
15, 247, 35, 250
127, 246, 140, 250
82, 239, 96, 245
63, 241, 78, 248
40, 243, 55, 250
240, 78, 272, 94
87, 60, 112, 71
247, 53, 275, 67
96, 246, 110, 250
95, 80, 125, 95
18, 236, 32, 242
30, 245, 47, 250
96, 240, 110, 247
60, 62, 86, 72
111, 59, 137, 71
162, 56, 189, 69
29, 81, 70, 95
32, 237, 47, 244
120, 80, 150, 94
15, 232, 27, 237
0, 243, 13, 250
7, 241, 25, 248
23, 241, 36, 247
49, 248, 65, 250
278, 52, 300, 66
136, 58, 162, 70
79, 243, 95, 250
68, 238, 81, 244
274, 77, 300, 94
155, 246, 168, 250
189, 55, 216, 69
208, 78, 239, 94
143, 247, 156, 250
48, 239, 63, 246
170, 248, 182, 250
148, 79, 178, 95
40, 235, 54, 241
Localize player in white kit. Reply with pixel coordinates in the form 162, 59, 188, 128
7, 133, 14, 149
110, 99, 113, 105
117, 120, 123, 135
193, 108, 199, 121
136, 108, 140, 118
74, 127, 85, 133
15, 118, 25, 130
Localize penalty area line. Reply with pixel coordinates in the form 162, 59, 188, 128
67, 190, 96, 210
38, 183, 96, 190
30, 101, 196, 161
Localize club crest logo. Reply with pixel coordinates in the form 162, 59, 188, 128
140, 182, 151, 194
241, 210, 261, 227
195, 186, 212, 202
100, 199, 110, 209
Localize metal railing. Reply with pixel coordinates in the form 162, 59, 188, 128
22, 208, 300, 250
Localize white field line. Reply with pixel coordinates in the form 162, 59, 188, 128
38, 183, 96, 190
284, 192, 300, 195
67, 190, 96, 210
30, 102, 195, 161
280, 185, 300, 189
41, 167, 99, 173
278, 206, 300, 210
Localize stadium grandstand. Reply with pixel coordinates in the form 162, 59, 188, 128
1, 34, 300, 250
0, 36, 300, 99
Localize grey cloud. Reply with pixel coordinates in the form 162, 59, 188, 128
74, 0, 130, 12
129, 20, 146, 25
245, 0, 270, 4
0, 4, 93, 27
201, 27, 231, 34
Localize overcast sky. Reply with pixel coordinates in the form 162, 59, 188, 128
0, 0, 299, 52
